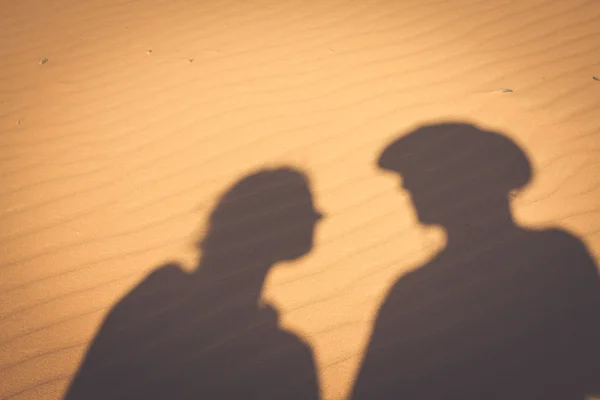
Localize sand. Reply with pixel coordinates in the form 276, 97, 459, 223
1, 0, 599, 399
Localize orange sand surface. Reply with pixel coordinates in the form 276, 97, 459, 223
1, 0, 599, 399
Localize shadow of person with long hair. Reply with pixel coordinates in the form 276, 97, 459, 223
64, 167, 323, 400
350, 123, 600, 400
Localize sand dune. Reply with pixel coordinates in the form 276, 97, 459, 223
1, 0, 599, 398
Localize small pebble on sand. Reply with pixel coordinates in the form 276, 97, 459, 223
593, 76, 600, 81
39, 57, 48, 65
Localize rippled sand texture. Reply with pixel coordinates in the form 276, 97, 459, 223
1, 0, 599, 399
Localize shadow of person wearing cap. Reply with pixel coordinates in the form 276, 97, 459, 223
64, 167, 323, 400
350, 123, 600, 400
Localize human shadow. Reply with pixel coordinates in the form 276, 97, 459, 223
351, 123, 600, 400
64, 167, 323, 400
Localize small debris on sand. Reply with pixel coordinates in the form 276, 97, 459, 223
146, 49, 153, 55
497, 88, 513, 93
188, 58, 194, 63
39, 57, 48, 65
593, 76, 600, 81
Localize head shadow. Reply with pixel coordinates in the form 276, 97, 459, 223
64, 167, 322, 400
351, 122, 600, 400
196, 167, 323, 281
378, 122, 531, 233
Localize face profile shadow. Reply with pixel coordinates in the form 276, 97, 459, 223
351, 123, 600, 400
63, 167, 323, 400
